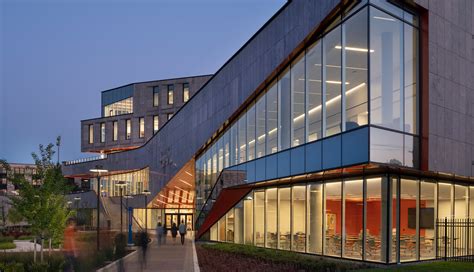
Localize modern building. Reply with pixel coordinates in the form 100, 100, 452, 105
63, 0, 474, 264
0, 163, 40, 195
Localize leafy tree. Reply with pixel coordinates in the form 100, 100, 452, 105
5, 138, 74, 263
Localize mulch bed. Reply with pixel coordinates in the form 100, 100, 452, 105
196, 244, 312, 272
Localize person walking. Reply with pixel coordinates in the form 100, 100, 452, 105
63, 218, 77, 272
179, 220, 187, 245
171, 222, 178, 244
138, 231, 149, 270
156, 222, 164, 246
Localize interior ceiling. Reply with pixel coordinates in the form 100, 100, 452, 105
150, 160, 195, 209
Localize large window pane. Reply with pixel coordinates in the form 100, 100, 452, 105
278, 68, 291, 150
256, 93, 266, 158
291, 53, 305, 147
234, 201, 244, 244
254, 191, 265, 247
218, 216, 226, 242
244, 194, 254, 245
238, 114, 247, 163
266, 82, 278, 154
224, 130, 230, 168
365, 177, 385, 262
370, 8, 402, 131
344, 8, 368, 130
226, 209, 234, 242
324, 25, 342, 137
370, 128, 403, 165
292, 185, 306, 252
404, 24, 418, 134
400, 178, 418, 262
265, 188, 277, 248
438, 183, 453, 219
324, 181, 341, 256
210, 223, 217, 241
217, 138, 224, 173
307, 183, 323, 254
419, 181, 436, 260
230, 123, 238, 166
278, 187, 291, 250
306, 41, 323, 142
454, 185, 468, 218
344, 180, 363, 259
247, 103, 256, 161
390, 177, 398, 263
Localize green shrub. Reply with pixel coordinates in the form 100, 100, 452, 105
0, 235, 14, 243
0, 242, 16, 250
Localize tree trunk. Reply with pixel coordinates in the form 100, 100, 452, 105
33, 237, 37, 263
41, 238, 44, 262
49, 238, 52, 256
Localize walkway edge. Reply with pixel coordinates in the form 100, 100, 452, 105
192, 238, 200, 272
96, 249, 138, 272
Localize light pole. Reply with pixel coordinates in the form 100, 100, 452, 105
90, 165, 108, 251
74, 196, 81, 223
142, 189, 151, 233
116, 181, 127, 233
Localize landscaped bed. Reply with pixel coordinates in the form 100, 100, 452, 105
196, 242, 371, 271
357, 261, 474, 272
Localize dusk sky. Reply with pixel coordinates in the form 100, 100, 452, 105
0, 0, 285, 164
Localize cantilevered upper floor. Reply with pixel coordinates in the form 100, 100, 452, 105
81, 75, 211, 154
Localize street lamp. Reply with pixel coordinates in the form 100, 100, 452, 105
142, 189, 151, 233
90, 165, 108, 251
116, 181, 127, 233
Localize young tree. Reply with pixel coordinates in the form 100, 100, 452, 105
6, 138, 74, 262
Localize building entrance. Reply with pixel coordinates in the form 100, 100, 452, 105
165, 213, 193, 231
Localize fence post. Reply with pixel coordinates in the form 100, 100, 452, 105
445, 217, 448, 261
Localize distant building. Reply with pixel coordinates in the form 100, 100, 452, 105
0, 163, 40, 195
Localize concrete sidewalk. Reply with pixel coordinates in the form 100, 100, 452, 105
99, 233, 199, 272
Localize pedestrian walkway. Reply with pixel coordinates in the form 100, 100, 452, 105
112, 233, 199, 272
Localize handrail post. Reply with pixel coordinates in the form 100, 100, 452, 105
445, 217, 448, 261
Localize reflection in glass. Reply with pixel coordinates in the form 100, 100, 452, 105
400, 178, 418, 262
104, 97, 133, 117
306, 41, 322, 142
266, 81, 278, 154
365, 177, 384, 262
256, 93, 266, 158
370, 128, 403, 165
247, 103, 256, 161
404, 24, 418, 134
404, 135, 419, 168
324, 181, 341, 256
265, 188, 277, 248
390, 177, 398, 263
344, 8, 368, 130
238, 115, 247, 163
279, 68, 291, 150
291, 53, 306, 147
292, 186, 306, 252
279, 187, 291, 250
244, 194, 254, 245
324, 25, 342, 136
344, 180, 363, 259
419, 181, 435, 260
307, 183, 323, 254
230, 123, 238, 166
254, 191, 265, 247
370, 8, 402, 131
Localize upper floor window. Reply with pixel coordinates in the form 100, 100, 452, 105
183, 83, 190, 102
139, 117, 145, 138
100, 123, 105, 143
126, 119, 131, 140
104, 97, 133, 117
167, 85, 174, 105
167, 113, 173, 120
153, 86, 159, 107
154, 116, 159, 134
88, 124, 94, 144
113, 121, 118, 141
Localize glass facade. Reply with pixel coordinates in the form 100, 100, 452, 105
90, 167, 149, 197
153, 86, 159, 107
139, 117, 145, 138
168, 85, 174, 105
209, 177, 473, 263
88, 124, 94, 144
104, 97, 133, 117
113, 121, 118, 141
195, 1, 419, 210
126, 119, 131, 140
183, 83, 190, 102
100, 123, 105, 143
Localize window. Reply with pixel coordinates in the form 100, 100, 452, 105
238, 114, 247, 163
104, 97, 133, 117
167, 85, 174, 105
306, 41, 322, 142
420, 180, 436, 260
343, 179, 362, 259
324, 25, 342, 137
292, 186, 306, 252
183, 83, 190, 102
167, 113, 173, 120
399, 178, 418, 262
365, 177, 386, 262
324, 181, 341, 256
153, 86, 159, 107
254, 191, 265, 247
226, 209, 235, 242
291, 53, 305, 147
255, 93, 266, 158
88, 124, 94, 144
265, 188, 277, 248
244, 193, 254, 245
153, 116, 159, 134
139, 117, 145, 138
126, 119, 131, 140
404, 24, 418, 134
278, 187, 291, 250
100, 123, 105, 143
307, 183, 323, 254
113, 121, 118, 141
266, 81, 278, 154
247, 103, 256, 161
278, 68, 291, 151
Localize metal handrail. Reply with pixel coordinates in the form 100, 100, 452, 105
63, 154, 107, 166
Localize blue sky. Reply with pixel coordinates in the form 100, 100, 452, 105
0, 0, 285, 163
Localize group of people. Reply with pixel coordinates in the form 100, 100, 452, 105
156, 220, 187, 245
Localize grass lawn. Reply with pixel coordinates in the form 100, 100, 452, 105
358, 261, 474, 272
0, 242, 16, 250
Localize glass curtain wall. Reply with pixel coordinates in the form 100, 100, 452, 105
399, 178, 418, 262
244, 193, 254, 245
265, 188, 277, 248
344, 180, 363, 259
254, 191, 265, 247
306, 41, 323, 142
291, 53, 306, 147
365, 177, 385, 262
419, 181, 436, 260
91, 168, 149, 197
324, 181, 342, 256
292, 186, 306, 252
278, 188, 291, 250
307, 183, 323, 254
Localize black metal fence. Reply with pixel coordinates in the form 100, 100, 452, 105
436, 218, 474, 261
